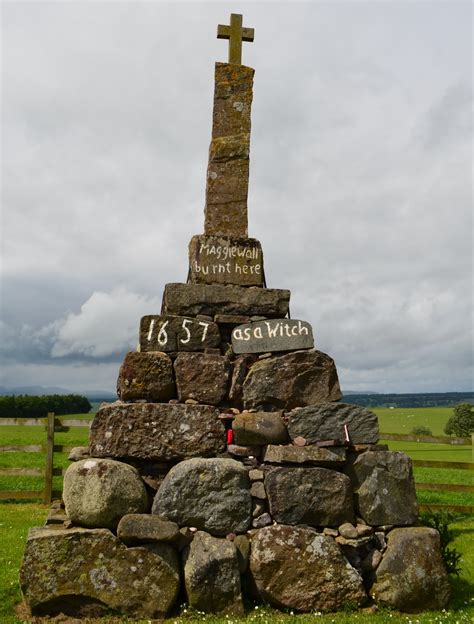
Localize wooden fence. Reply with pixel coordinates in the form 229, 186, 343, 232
1, 417, 473, 513
381, 432, 471, 445
0, 413, 91, 504
379, 432, 473, 513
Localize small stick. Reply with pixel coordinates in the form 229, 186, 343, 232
344, 424, 350, 444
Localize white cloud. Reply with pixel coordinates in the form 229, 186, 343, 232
51, 289, 162, 358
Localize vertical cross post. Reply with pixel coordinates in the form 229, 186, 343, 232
217, 13, 254, 65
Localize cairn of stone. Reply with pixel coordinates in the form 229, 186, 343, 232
20, 14, 450, 620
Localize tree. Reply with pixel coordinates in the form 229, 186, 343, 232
444, 403, 474, 437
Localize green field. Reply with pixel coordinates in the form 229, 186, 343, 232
373, 406, 462, 436
0, 406, 472, 622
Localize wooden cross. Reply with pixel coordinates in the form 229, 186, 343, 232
217, 13, 254, 65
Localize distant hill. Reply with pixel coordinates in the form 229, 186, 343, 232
342, 392, 474, 408
0, 385, 73, 396
0, 385, 115, 400
343, 390, 380, 395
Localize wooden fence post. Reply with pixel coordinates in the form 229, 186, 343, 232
43, 412, 55, 505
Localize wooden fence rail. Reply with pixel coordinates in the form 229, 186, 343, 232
0, 413, 91, 504
381, 432, 471, 445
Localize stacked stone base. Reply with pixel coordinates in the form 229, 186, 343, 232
20, 281, 451, 618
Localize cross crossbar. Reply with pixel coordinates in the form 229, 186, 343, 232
217, 13, 254, 65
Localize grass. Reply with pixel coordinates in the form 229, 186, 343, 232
373, 407, 459, 436
0, 503, 472, 624
0, 502, 49, 621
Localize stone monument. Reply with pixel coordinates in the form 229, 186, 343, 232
19, 14, 451, 619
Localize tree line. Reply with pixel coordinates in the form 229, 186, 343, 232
0, 394, 92, 419
344, 392, 474, 408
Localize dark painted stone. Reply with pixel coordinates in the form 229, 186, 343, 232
243, 350, 342, 410
287, 403, 379, 445
350, 451, 419, 526
265, 466, 354, 527
232, 319, 314, 354
370, 528, 450, 612
174, 352, 230, 405
262, 444, 346, 465
189, 235, 263, 287
204, 63, 254, 237
249, 525, 367, 611
89, 403, 225, 461
117, 352, 175, 402
232, 411, 288, 445
162, 283, 290, 318
140, 315, 220, 352
152, 458, 252, 536
19, 527, 180, 619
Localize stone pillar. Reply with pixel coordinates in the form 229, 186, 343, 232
204, 62, 254, 237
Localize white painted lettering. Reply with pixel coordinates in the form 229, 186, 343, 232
298, 321, 309, 335
265, 321, 279, 338
233, 329, 243, 341
157, 321, 169, 346
198, 321, 209, 341
147, 319, 155, 342
243, 328, 251, 341
180, 319, 192, 344
254, 327, 263, 339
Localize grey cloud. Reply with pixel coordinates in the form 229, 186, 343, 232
420, 83, 473, 150
1, 2, 472, 393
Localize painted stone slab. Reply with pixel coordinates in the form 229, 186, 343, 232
232, 319, 314, 354
189, 235, 264, 287
140, 315, 220, 352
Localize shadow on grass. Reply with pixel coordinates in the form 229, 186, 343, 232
450, 576, 474, 610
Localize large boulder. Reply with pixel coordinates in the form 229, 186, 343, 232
63, 458, 148, 530
183, 531, 244, 614
89, 402, 225, 461
287, 403, 379, 444
152, 458, 252, 536
370, 528, 451, 612
116, 351, 175, 402
174, 352, 230, 405
20, 527, 180, 619
249, 525, 367, 611
232, 411, 288, 445
243, 350, 342, 410
265, 467, 354, 526
162, 282, 290, 318
349, 451, 419, 525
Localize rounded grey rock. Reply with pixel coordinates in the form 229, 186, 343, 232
63, 458, 148, 530
152, 458, 251, 536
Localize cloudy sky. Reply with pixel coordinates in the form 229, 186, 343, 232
1, 1, 472, 394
